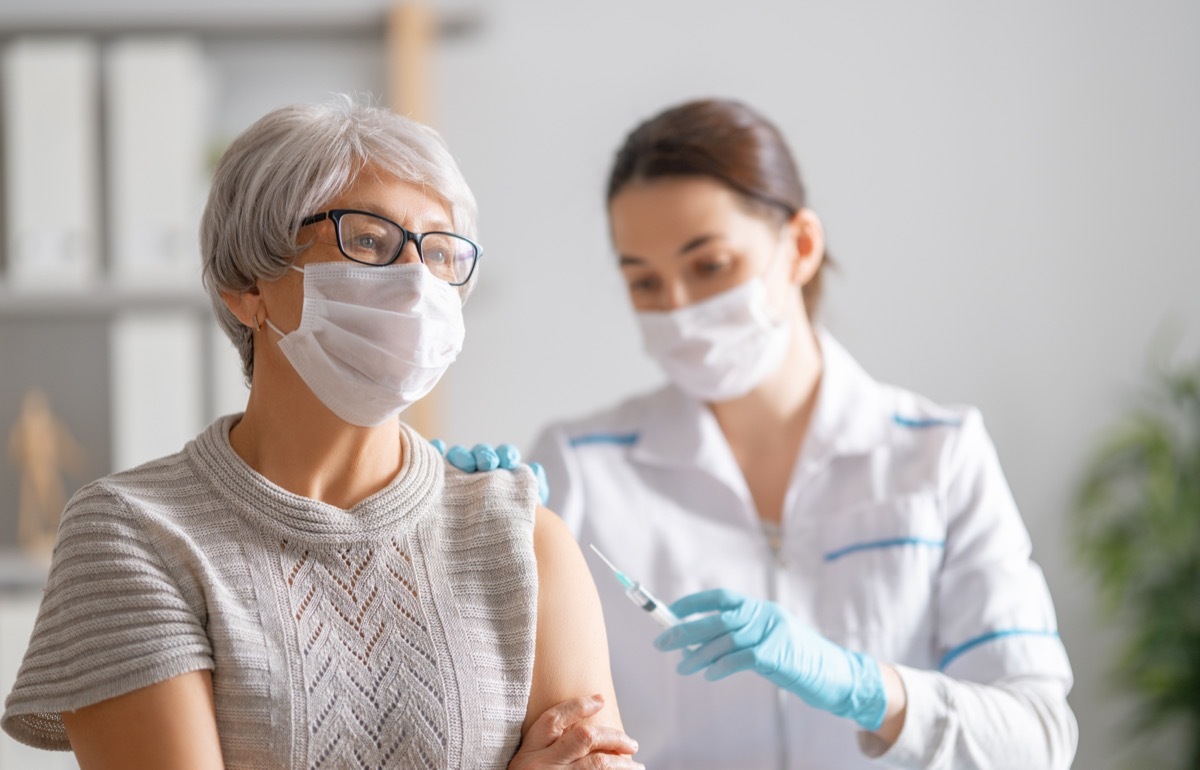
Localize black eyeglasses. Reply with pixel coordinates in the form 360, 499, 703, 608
299, 209, 481, 286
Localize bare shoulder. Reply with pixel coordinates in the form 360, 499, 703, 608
525, 505, 622, 733
532, 504, 582, 563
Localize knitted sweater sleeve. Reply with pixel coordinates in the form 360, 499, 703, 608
2, 479, 214, 750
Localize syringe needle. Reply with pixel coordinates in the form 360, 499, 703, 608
589, 544, 678, 628
589, 544, 621, 575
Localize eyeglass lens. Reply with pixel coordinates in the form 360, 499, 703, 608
336, 211, 476, 284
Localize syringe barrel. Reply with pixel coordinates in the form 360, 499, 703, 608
626, 583, 680, 627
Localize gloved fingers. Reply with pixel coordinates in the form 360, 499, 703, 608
654, 612, 741, 651
472, 443, 500, 472
702, 649, 760, 682
674, 611, 773, 674
530, 462, 550, 506
495, 443, 521, 470
441, 440, 549, 504
674, 632, 737, 675
445, 444, 477, 472
668, 588, 747, 620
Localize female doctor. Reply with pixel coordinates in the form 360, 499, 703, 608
516, 99, 1079, 769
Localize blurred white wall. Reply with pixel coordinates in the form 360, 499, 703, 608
1, 0, 1197, 767
432, 2, 1200, 768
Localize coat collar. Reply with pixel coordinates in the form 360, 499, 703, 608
798, 329, 893, 469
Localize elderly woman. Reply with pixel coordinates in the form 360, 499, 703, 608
1, 100, 639, 770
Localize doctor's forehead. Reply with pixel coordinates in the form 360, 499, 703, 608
610, 177, 759, 259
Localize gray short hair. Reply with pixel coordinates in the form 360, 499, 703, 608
200, 96, 479, 383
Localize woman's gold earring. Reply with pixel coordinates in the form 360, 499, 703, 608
252, 313, 262, 332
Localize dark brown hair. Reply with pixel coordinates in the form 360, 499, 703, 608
606, 98, 827, 316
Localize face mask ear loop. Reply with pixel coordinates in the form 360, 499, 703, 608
765, 223, 793, 279
752, 226, 795, 327
264, 317, 287, 339
255, 264, 305, 338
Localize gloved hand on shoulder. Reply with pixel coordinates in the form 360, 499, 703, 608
653, 588, 887, 732
430, 439, 550, 506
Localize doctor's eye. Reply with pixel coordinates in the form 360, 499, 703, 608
693, 259, 731, 277
627, 275, 661, 294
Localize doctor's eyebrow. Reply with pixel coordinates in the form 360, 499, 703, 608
618, 233, 726, 266
678, 233, 723, 255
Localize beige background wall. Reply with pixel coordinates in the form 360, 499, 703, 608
433, 4, 1200, 768
1, 1, 1198, 767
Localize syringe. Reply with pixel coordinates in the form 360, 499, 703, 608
589, 544, 680, 628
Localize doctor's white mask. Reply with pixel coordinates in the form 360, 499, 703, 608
635, 234, 799, 403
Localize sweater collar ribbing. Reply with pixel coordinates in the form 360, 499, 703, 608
189, 414, 443, 547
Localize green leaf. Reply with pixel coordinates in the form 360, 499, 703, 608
1072, 354, 1200, 767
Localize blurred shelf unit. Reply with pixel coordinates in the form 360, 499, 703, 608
0, 284, 212, 318
0, 2, 465, 479
0, 2, 473, 311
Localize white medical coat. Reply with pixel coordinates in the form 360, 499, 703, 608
531, 332, 1075, 770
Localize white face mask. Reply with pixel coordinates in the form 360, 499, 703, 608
265, 261, 464, 427
636, 277, 792, 403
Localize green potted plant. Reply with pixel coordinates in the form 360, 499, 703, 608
1074, 354, 1200, 769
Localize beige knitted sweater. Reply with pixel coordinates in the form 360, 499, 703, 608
2, 415, 540, 769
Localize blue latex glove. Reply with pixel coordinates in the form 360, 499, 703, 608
430, 440, 549, 506
447, 442, 501, 472
654, 588, 887, 732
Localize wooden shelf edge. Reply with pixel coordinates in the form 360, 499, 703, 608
0, 6, 484, 41
0, 284, 214, 318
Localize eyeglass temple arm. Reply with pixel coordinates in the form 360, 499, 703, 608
299, 212, 330, 227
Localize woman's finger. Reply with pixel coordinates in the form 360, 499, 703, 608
520, 694, 604, 752
580, 726, 638, 756
572, 754, 645, 770
553, 721, 637, 761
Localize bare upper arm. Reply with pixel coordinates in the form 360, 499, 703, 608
61, 669, 224, 770
524, 505, 622, 735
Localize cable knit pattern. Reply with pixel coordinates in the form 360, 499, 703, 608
283, 538, 449, 769
1, 415, 539, 770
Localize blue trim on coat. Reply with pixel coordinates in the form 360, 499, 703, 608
939, 629, 1061, 670
892, 414, 964, 429
823, 537, 946, 562
568, 431, 641, 448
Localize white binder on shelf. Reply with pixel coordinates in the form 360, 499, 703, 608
1, 38, 101, 292
109, 311, 204, 473
105, 37, 209, 289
